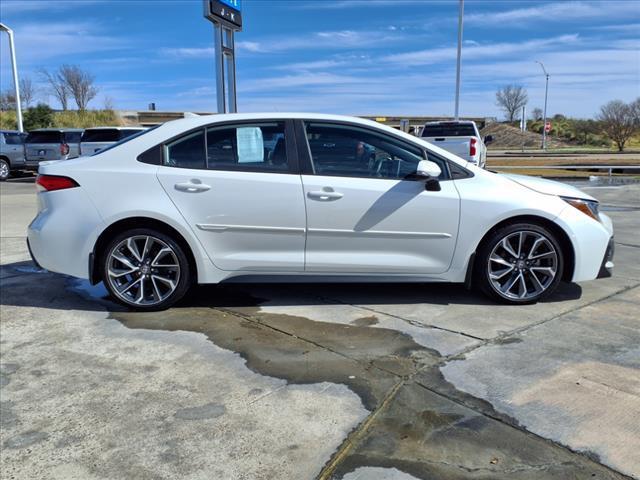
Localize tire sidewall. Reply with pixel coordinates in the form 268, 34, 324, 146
476, 223, 564, 304
0, 159, 9, 181
101, 228, 191, 311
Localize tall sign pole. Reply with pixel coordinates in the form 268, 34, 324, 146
454, 0, 464, 120
203, 0, 242, 113
0, 23, 24, 132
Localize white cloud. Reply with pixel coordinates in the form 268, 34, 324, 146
465, 1, 640, 25
382, 34, 580, 66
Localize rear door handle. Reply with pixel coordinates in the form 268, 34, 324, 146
307, 190, 344, 201
175, 181, 211, 193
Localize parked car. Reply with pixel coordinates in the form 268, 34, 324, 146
421, 120, 492, 168
24, 128, 83, 170
80, 127, 146, 156
0, 130, 28, 181
28, 113, 614, 310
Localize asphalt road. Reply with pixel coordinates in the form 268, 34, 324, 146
1, 177, 638, 480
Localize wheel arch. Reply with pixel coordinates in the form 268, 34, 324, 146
467, 214, 575, 285
90, 217, 198, 285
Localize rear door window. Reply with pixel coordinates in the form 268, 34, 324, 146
421, 124, 476, 137
26, 131, 63, 144
82, 129, 120, 142
206, 122, 288, 172
165, 130, 206, 169
3, 132, 24, 145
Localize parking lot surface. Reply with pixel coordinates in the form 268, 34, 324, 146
1, 178, 638, 479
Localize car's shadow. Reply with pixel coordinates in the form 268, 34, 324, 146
0, 260, 584, 313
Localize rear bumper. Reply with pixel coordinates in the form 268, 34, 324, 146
597, 237, 615, 279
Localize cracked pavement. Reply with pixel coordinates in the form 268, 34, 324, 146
1, 179, 638, 479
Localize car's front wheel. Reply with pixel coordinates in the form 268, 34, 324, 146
476, 223, 564, 304
101, 228, 191, 311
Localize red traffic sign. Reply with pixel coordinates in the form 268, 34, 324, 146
544, 122, 552, 133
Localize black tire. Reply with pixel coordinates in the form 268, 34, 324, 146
0, 158, 10, 181
101, 228, 192, 311
475, 223, 564, 304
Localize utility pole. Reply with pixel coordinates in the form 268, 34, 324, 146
536, 60, 549, 150
454, 0, 464, 120
0, 23, 24, 132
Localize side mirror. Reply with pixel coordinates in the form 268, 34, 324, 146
484, 135, 493, 144
416, 160, 442, 179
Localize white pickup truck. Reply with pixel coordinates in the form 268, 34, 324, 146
420, 120, 492, 168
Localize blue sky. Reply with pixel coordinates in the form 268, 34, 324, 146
0, 0, 638, 118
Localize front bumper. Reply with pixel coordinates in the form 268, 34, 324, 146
597, 237, 615, 279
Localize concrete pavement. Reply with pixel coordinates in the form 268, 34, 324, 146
1, 178, 638, 479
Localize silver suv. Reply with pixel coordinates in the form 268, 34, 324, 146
0, 130, 28, 181
80, 127, 146, 155
25, 128, 83, 170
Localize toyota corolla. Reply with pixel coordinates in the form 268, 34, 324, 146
27, 113, 614, 310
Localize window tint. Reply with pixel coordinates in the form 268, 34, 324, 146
166, 130, 206, 169
421, 124, 476, 137
206, 122, 288, 172
305, 123, 426, 180
120, 129, 144, 139
4, 132, 24, 145
65, 132, 82, 143
82, 129, 120, 142
25, 131, 63, 144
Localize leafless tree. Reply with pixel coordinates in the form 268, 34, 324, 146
531, 107, 543, 120
0, 91, 14, 111
59, 65, 98, 111
19, 77, 36, 107
597, 100, 638, 151
40, 67, 69, 110
630, 97, 640, 127
496, 85, 528, 122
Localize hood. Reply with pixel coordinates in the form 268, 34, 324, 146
501, 173, 597, 201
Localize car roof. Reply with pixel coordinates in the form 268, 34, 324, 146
424, 120, 476, 125
83, 126, 146, 131
30, 128, 84, 132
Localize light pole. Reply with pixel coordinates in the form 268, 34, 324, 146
536, 60, 549, 150
454, 0, 464, 120
0, 23, 24, 132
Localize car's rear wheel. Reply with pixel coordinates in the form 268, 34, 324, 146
0, 159, 10, 181
476, 223, 564, 304
102, 228, 191, 311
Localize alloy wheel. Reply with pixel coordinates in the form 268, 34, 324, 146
0, 160, 9, 180
106, 235, 181, 306
487, 230, 558, 301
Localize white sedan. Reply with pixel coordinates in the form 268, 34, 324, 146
27, 113, 614, 310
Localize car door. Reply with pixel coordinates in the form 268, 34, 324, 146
1, 132, 26, 167
156, 120, 307, 272
299, 121, 460, 274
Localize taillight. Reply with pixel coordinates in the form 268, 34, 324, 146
60, 143, 70, 156
470, 138, 477, 157
36, 174, 79, 192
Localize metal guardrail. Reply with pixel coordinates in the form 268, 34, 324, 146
490, 165, 640, 178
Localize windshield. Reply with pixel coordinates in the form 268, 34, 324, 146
91, 125, 159, 156
26, 131, 63, 144
422, 124, 476, 137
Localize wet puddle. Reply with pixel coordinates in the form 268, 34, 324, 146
109, 285, 624, 480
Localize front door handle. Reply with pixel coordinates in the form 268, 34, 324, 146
307, 190, 344, 201
175, 181, 211, 193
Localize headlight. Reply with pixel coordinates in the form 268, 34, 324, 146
561, 196, 600, 222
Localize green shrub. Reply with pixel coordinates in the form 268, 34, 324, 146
23, 104, 54, 131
